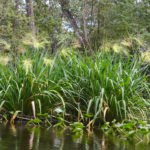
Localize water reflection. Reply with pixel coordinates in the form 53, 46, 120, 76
0, 124, 150, 150
10, 123, 17, 137
53, 129, 64, 149
101, 135, 106, 150
27, 127, 41, 150
29, 130, 34, 149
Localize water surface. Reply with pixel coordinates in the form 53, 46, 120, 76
0, 123, 149, 150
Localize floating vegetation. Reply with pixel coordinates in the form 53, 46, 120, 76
101, 120, 150, 142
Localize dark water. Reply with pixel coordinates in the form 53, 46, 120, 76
0, 123, 150, 150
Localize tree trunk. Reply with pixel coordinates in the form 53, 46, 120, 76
90, 0, 94, 27
13, 0, 19, 35
82, 0, 89, 46
26, 0, 36, 37
12, 0, 20, 56
59, 0, 91, 54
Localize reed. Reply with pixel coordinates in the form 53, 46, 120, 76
0, 49, 149, 125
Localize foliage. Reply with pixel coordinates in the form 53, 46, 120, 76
70, 122, 84, 133
0, 0, 150, 53
101, 119, 150, 141
54, 117, 65, 128
26, 118, 41, 127
0, 50, 149, 126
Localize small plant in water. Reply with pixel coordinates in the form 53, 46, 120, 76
101, 119, 150, 142
70, 122, 84, 133
54, 117, 66, 128
26, 118, 41, 127
37, 113, 52, 127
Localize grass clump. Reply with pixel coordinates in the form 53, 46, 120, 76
0, 49, 149, 126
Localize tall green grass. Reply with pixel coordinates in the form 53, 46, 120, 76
0, 49, 149, 124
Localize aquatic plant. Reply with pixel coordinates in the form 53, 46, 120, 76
0, 49, 149, 126
70, 122, 84, 133
26, 118, 41, 127
101, 120, 150, 141
59, 52, 150, 123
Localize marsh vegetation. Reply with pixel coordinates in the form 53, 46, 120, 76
0, 0, 150, 148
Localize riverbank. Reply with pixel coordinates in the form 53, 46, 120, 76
0, 50, 150, 128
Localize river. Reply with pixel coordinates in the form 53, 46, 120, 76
0, 123, 149, 150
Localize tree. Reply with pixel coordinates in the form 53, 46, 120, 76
59, 0, 91, 53
82, 0, 89, 48
13, 0, 19, 35
0, 0, 150, 54
26, 0, 36, 36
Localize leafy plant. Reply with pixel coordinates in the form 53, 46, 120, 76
37, 113, 52, 126
54, 117, 65, 128
70, 122, 84, 133
101, 120, 150, 142
26, 118, 41, 127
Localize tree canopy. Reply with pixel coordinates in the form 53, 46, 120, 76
0, 0, 150, 54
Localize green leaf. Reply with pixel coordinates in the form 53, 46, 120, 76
72, 128, 83, 133
84, 113, 93, 118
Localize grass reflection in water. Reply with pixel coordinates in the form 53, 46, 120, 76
0, 124, 150, 150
